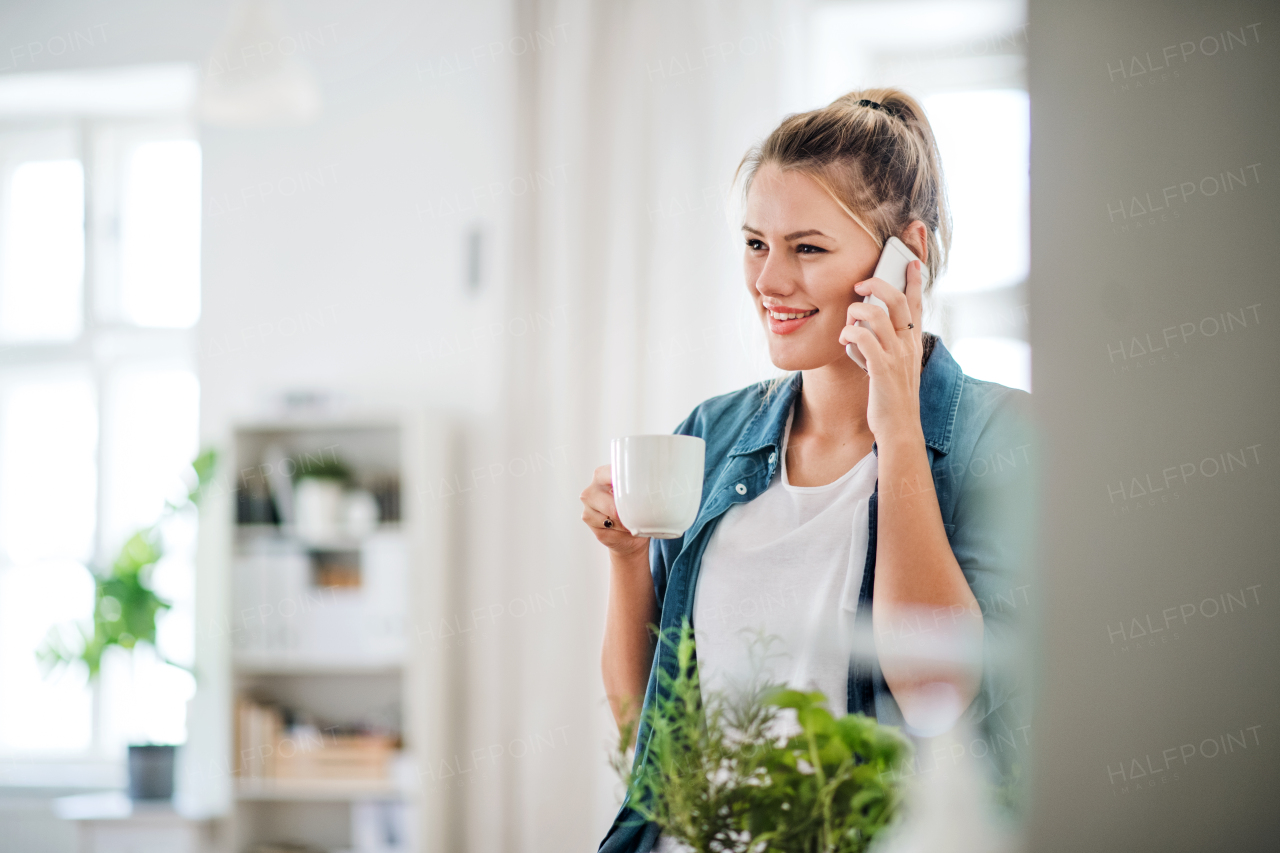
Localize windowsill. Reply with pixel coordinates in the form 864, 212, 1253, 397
0, 758, 124, 790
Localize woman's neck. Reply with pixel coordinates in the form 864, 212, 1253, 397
794, 358, 871, 443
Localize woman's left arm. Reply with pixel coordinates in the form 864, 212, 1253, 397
841, 259, 984, 734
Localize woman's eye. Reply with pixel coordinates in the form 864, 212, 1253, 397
745, 239, 766, 251
796, 243, 826, 254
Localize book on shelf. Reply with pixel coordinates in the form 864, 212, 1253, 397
235, 695, 397, 782
236, 696, 283, 778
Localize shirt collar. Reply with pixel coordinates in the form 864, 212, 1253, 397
728, 337, 965, 459
917, 336, 964, 455
727, 372, 801, 459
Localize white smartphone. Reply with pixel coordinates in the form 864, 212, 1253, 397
845, 235, 919, 370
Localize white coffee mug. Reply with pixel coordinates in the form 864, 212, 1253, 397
610, 435, 705, 539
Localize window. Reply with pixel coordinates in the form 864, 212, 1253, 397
0, 159, 84, 342
924, 88, 1031, 390
0, 71, 201, 777
119, 140, 203, 327
923, 89, 1029, 295
0, 373, 98, 754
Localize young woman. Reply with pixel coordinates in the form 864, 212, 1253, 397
583, 88, 1034, 853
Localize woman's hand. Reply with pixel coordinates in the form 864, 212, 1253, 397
838, 259, 925, 443
580, 464, 650, 559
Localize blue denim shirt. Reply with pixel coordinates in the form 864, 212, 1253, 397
600, 337, 1036, 853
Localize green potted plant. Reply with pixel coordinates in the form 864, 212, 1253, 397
613, 623, 913, 853
38, 449, 218, 800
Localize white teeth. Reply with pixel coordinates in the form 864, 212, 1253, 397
769, 309, 816, 320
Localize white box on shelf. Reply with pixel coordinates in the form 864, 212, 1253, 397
232, 530, 407, 663
232, 540, 308, 653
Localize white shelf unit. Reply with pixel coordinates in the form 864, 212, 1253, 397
214, 412, 450, 853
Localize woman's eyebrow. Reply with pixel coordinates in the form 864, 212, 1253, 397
739, 225, 829, 241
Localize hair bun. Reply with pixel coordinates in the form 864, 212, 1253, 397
854, 98, 905, 121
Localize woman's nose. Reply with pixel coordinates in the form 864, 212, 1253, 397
754, 252, 796, 298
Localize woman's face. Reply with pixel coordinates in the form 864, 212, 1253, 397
743, 163, 881, 372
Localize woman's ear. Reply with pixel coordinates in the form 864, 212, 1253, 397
900, 220, 928, 264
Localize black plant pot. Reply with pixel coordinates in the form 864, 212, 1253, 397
128, 744, 176, 800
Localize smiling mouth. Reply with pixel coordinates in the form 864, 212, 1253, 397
767, 308, 818, 320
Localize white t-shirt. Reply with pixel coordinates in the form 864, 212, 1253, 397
654, 405, 877, 852
692, 403, 877, 711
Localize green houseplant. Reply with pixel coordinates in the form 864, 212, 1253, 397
38, 449, 217, 798
614, 622, 913, 853
39, 449, 217, 678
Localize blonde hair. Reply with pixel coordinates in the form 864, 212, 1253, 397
736, 87, 952, 292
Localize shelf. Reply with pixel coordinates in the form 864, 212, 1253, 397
234, 523, 403, 549
233, 653, 404, 675
235, 777, 403, 802
232, 415, 404, 433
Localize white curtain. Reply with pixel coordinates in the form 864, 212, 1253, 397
460, 1, 808, 849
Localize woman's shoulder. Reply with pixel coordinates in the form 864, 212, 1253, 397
672, 377, 787, 438
959, 373, 1031, 416
953, 373, 1035, 464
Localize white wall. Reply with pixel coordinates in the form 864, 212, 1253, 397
198, 2, 513, 431
192, 2, 520, 848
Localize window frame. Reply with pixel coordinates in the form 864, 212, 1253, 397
0, 113, 200, 783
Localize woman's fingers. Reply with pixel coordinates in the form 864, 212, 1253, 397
581, 464, 630, 532
580, 487, 618, 524
840, 324, 884, 371
853, 275, 913, 335
581, 465, 614, 507
582, 503, 623, 531
583, 496, 643, 545
843, 299, 897, 352
582, 464, 650, 560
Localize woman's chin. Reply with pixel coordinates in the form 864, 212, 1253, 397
766, 346, 848, 373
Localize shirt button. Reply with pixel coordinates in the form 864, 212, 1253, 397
735, 483, 747, 495
768, 452, 777, 464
